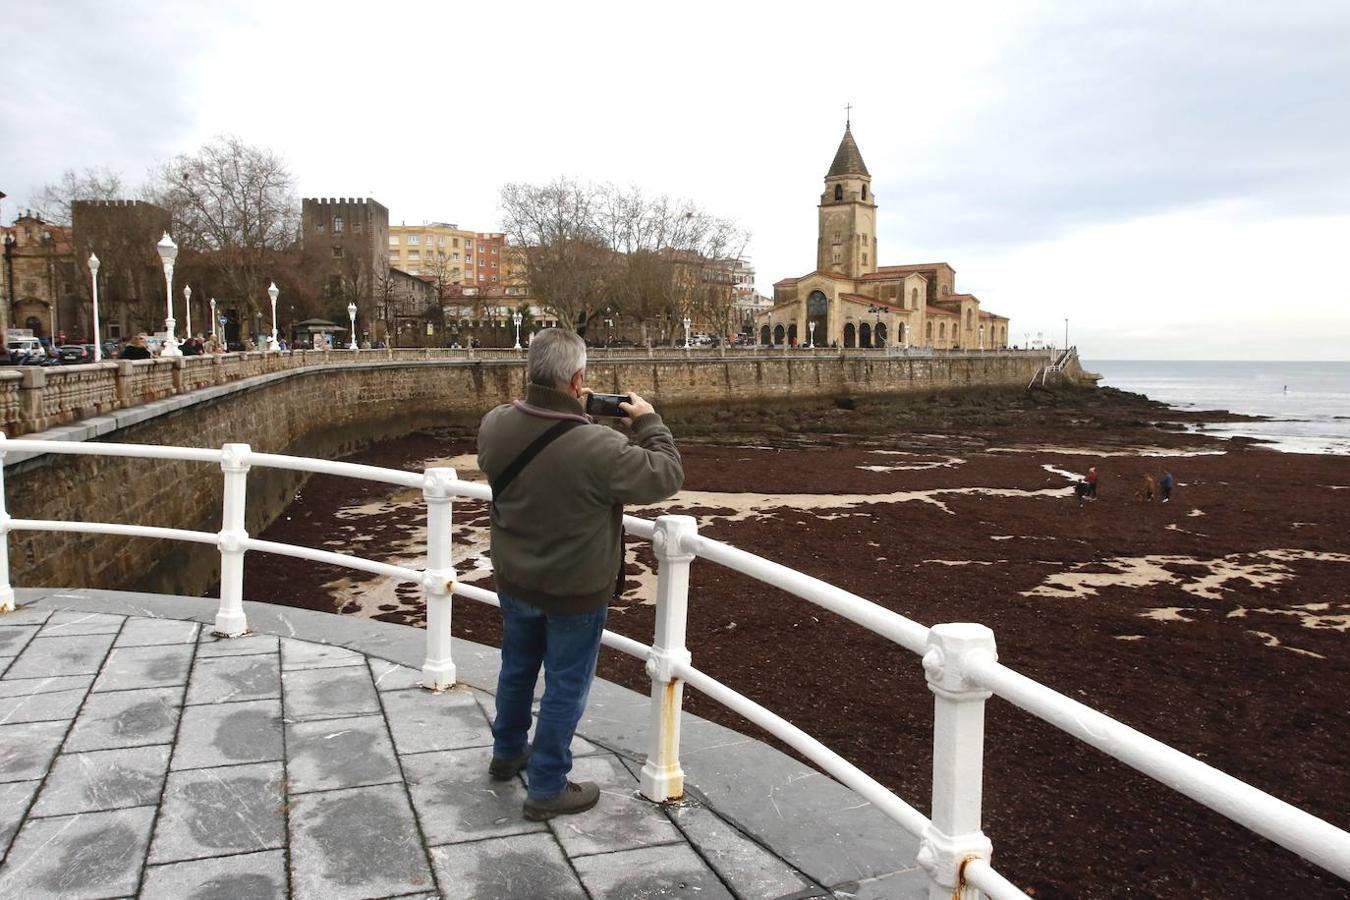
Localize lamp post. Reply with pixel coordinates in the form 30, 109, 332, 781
512, 311, 523, 350
979, 323, 984, 351
1064, 317, 1069, 350
347, 302, 358, 350
183, 285, 192, 339
682, 316, 691, 349
267, 282, 279, 351
87, 253, 103, 361
808, 320, 816, 348
209, 298, 217, 342
155, 232, 181, 356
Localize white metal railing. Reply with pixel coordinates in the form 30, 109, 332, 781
1, 435, 1346, 899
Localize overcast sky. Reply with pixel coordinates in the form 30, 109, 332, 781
5, 1, 1348, 359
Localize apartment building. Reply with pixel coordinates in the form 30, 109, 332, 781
388, 223, 476, 282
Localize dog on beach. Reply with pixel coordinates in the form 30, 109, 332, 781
1136, 474, 1156, 502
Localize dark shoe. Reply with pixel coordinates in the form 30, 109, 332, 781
488, 748, 531, 781
523, 781, 600, 821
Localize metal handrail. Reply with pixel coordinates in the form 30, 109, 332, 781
1, 434, 1345, 898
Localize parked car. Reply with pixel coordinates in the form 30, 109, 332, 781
57, 344, 95, 364
6, 335, 46, 364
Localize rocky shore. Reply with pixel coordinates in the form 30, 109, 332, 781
244, 385, 1349, 898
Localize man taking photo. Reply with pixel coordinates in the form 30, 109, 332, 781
477, 328, 684, 820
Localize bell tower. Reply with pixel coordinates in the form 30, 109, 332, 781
817, 123, 877, 278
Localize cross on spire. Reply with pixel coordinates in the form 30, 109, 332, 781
845, 103, 853, 127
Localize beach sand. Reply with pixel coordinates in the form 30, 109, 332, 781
242, 387, 1350, 899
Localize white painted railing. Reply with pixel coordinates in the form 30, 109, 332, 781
1, 435, 1346, 899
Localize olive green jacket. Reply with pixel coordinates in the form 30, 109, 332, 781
477, 384, 683, 614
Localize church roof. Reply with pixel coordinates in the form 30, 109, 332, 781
827, 126, 870, 178
773, 270, 855, 286
873, 262, 954, 275
925, 305, 959, 317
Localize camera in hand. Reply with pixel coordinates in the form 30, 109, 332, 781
586, 392, 629, 418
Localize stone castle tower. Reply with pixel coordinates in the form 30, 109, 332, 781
816, 124, 877, 279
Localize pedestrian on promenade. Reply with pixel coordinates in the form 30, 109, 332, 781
120, 334, 151, 360
1159, 470, 1175, 503
477, 328, 684, 820
1085, 466, 1099, 499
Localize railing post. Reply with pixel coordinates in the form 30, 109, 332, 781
640, 514, 697, 802
421, 467, 457, 690
215, 443, 251, 636
0, 434, 13, 613
918, 623, 997, 899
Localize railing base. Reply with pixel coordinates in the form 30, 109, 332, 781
421, 660, 457, 692
212, 609, 248, 637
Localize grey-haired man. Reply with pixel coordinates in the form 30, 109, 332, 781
477, 328, 683, 819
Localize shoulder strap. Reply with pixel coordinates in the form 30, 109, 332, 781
490, 419, 584, 505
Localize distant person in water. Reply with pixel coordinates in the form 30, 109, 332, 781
1085, 466, 1098, 499
1159, 470, 1174, 503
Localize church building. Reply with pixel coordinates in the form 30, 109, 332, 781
759, 124, 1010, 350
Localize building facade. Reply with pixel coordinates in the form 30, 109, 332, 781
388, 222, 475, 281
761, 125, 1010, 349
70, 199, 174, 344
2, 212, 78, 344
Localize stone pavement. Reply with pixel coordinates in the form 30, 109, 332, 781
0, 589, 925, 899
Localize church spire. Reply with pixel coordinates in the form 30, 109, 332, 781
827, 123, 869, 178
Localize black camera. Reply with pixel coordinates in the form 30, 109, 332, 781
586, 392, 629, 418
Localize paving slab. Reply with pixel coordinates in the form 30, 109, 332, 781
572, 842, 735, 899
428, 831, 586, 900
668, 802, 819, 898
150, 760, 286, 863
400, 745, 547, 845
29, 745, 172, 817
285, 713, 401, 794
0, 682, 87, 725
0, 719, 68, 783
37, 610, 125, 636
382, 684, 492, 755
0, 625, 40, 657
281, 636, 366, 670
282, 663, 379, 720
288, 783, 436, 900
0, 805, 155, 899
0, 779, 40, 857
197, 631, 280, 658
0, 655, 11, 677
114, 617, 200, 647
4, 633, 116, 678
172, 698, 284, 770
140, 848, 288, 899
548, 752, 682, 858
0, 604, 54, 626
63, 686, 182, 752
186, 652, 281, 705
92, 642, 194, 692
475, 690, 605, 760
0, 671, 94, 696
370, 657, 426, 691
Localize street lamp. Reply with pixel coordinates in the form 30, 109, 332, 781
183, 284, 192, 340
808, 320, 816, 348
87, 253, 103, 362
155, 232, 181, 356
347, 303, 358, 350
682, 316, 691, 349
979, 323, 984, 351
209, 298, 217, 342
512, 311, 523, 350
267, 282, 279, 351
1064, 317, 1069, 350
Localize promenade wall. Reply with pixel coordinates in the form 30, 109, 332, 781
3, 348, 1072, 595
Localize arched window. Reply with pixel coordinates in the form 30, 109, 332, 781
910, 287, 918, 308
843, 323, 856, 348
940, 322, 946, 339
760, 324, 771, 345
834, 184, 843, 201
787, 324, 798, 346
925, 321, 933, 340
773, 324, 785, 345
859, 322, 872, 348
874, 322, 887, 346
861, 185, 868, 200
966, 309, 972, 328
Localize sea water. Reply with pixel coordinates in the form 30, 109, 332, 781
1086, 360, 1350, 455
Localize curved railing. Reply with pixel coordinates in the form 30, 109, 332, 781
0, 435, 1346, 899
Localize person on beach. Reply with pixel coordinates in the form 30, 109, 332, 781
1085, 466, 1098, 499
477, 328, 683, 821
1159, 470, 1175, 502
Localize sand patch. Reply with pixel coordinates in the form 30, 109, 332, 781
990, 446, 1225, 458
1246, 630, 1326, 659
856, 452, 967, 473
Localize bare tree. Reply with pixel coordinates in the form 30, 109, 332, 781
29, 167, 126, 226
146, 135, 300, 324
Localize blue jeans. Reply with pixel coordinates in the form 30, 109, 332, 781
492, 594, 608, 800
